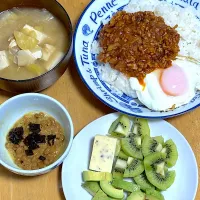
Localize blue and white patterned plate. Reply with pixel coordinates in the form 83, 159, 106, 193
74, 0, 200, 118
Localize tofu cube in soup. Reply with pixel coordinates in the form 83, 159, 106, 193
0, 51, 9, 70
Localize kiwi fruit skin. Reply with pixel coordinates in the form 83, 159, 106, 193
162, 139, 178, 168
144, 152, 176, 191
142, 135, 162, 157
121, 136, 143, 160
82, 181, 100, 196
131, 118, 150, 138
146, 189, 165, 200
124, 158, 144, 178
112, 179, 140, 192
134, 173, 155, 191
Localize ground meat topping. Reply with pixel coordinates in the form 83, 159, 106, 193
98, 11, 180, 82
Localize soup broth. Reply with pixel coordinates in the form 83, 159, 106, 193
0, 8, 69, 80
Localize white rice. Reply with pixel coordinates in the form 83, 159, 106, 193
91, 0, 200, 100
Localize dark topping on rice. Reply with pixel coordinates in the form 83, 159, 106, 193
39, 156, 46, 161
24, 133, 46, 150
29, 123, 41, 134
99, 11, 180, 83
47, 135, 56, 146
25, 149, 34, 156
8, 127, 24, 144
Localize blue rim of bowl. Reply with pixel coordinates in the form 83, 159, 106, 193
73, 0, 200, 119
0, 93, 74, 175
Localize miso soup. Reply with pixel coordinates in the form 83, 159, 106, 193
0, 8, 69, 80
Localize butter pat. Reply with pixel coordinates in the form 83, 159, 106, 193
23, 24, 48, 43
89, 135, 117, 173
0, 51, 9, 70
17, 50, 36, 66
42, 44, 55, 61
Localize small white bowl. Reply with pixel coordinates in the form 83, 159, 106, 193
0, 93, 74, 176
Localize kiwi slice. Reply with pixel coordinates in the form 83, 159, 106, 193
118, 151, 129, 160
113, 169, 124, 180
146, 189, 164, 200
131, 118, 150, 138
127, 191, 146, 200
121, 134, 143, 159
161, 139, 178, 168
142, 135, 163, 157
134, 173, 155, 191
100, 181, 124, 199
109, 115, 131, 137
115, 158, 127, 171
144, 152, 176, 190
153, 136, 164, 146
82, 181, 100, 196
112, 179, 140, 193
124, 158, 144, 178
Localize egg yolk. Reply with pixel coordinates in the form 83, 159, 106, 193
160, 64, 189, 96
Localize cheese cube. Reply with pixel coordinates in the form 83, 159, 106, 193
23, 24, 48, 43
89, 135, 117, 173
0, 51, 10, 70
42, 44, 55, 61
17, 50, 36, 66
45, 51, 64, 70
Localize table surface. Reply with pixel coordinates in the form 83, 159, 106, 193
0, 0, 199, 199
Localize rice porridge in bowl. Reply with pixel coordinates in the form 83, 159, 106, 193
74, 0, 200, 118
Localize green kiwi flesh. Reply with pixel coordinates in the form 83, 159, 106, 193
131, 118, 150, 138
153, 136, 164, 146
112, 179, 140, 192
109, 115, 130, 137
134, 173, 155, 191
144, 152, 176, 190
121, 135, 143, 159
118, 151, 129, 160
82, 181, 100, 196
146, 189, 165, 200
142, 136, 163, 157
162, 139, 178, 168
124, 158, 144, 178
127, 191, 146, 200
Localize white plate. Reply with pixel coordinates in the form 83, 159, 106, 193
73, 0, 200, 118
61, 113, 198, 200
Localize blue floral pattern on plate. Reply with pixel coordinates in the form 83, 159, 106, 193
74, 0, 200, 118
